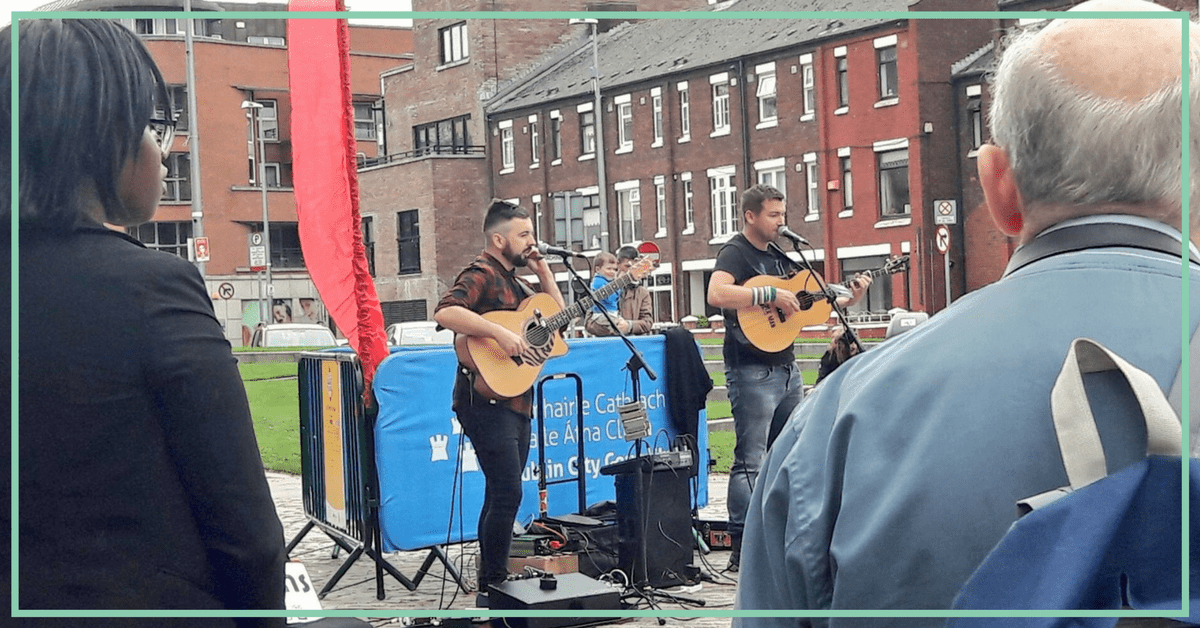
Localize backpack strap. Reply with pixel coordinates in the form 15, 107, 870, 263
1003, 222, 1197, 277
1169, 327, 1200, 455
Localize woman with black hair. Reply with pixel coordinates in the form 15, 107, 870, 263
4, 20, 286, 623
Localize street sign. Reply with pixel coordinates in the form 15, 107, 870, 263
934, 199, 958, 225
248, 232, 267, 270
218, 283, 235, 299
637, 241, 661, 265
935, 225, 951, 254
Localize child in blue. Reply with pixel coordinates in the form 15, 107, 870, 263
589, 251, 629, 333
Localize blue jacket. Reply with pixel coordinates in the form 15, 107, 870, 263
735, 217, 1199, 625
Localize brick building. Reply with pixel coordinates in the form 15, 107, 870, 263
358, 0, 708, 325
37, 0, 412, 344
482, 0, 996, 324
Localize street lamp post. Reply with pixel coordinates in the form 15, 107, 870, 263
241, 100, 272, 325
571, 18, 608, 252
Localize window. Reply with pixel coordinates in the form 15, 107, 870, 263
654, 177, 667, 236
836, 57, 849, 108
439, 22, 468, 65
256, 99, 278, 140
757, 163, 785, 192
413, 115, 471, 155
128, 221, 192, 259
617, 183, 642, 243
362, 216, 375, 276
550, 114, 562, 161
682, 174, 695, 232
801, 61, 816, 118
678, 82, 691, 139
397, 209, 421, 274
841, 156, 853, 211
162, 153, 191, 202
712, 80, 730, 134
805, 157, 820, 217
842, 255, 893, 314
709, 167, 738, 238
353, 103, 376, 141
499, 124, 514, 170
168, 85, 189, 133
263, 163, 282, 188
968, 94, 983, 150
580, 111, 596, 155
878, 149, 910, 216
617, 101, 633, 150
652, 91, 663, 145
247, 35, 285, 46
553, 193, 588, 248
531, 196, 542, 240
266, 224, 305, 269
756, 67, 777, 124
529, 116, 540, 166
878, 46, 898, 99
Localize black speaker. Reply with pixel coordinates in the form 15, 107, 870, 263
488, 572, 621, 628
607, 459, 695, 588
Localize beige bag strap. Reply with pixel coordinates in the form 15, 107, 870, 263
1167, 327, 1199, 455
1050, 338, 1182, 490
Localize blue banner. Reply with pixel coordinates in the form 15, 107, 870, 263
373, 335, 709, 552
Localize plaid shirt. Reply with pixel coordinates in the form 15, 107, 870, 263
435, 251, 538, 413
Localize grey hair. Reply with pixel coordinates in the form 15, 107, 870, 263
987, 20, 1198, 220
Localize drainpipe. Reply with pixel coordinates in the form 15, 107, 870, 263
736, 59, 752, 190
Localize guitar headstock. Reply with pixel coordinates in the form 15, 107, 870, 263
884, 255, 910, 274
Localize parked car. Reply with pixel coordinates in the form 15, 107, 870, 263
386, 321, 453, 346
250, 323, 338, 348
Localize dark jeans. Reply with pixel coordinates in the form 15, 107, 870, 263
456, 402, 532, 589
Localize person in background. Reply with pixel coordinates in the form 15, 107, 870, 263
7, 20, 286, 624
585, 245, 654, 337
736, 0, 1200, 619
587, 251, 631, 335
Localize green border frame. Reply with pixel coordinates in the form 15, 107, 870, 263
8, 5, 1192, 622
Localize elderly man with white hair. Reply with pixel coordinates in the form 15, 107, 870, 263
734, 0, 1200, 621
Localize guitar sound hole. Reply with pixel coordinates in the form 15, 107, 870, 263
526, 324, 551, 347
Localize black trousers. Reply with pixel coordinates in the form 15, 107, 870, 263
456, 402, 532, 589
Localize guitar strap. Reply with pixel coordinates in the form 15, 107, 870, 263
1002, 222, 1198, 277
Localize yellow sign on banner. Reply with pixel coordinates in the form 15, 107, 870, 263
321, 360, 346, 529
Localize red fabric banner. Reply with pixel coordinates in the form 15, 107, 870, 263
286, 0, 389, 387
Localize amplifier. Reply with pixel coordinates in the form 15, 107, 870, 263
488, 572, 621, 628
598, 449, 693, 476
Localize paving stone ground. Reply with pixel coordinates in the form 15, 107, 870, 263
270, 472, 738, 628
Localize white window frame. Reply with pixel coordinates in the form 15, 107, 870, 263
755, 157, 786, 194
651, 87, 664, 148
874, 140, 911, 218
256, 99, 278, 141
615, 180, 642, 244
499, 120, 514, 173
439, 22, 469, 66
353, 102, 376, 141
800, 53, 816, 121
710, 73, 730, 137
654, 175, 667, 238
708, 165, 738, 241
677, 81, 691, 142
264, 162, 282, 188
804, 153, 820, 220
755, 62, 777, 128
838, 147, 854, 217
578, 102, 596, 160
528, 114, 540, 168
834, 48, 849, 114
549, 110, 562, 165
681, 172, 695, 234
875, 36, 899, 103
616, 94, 633, 153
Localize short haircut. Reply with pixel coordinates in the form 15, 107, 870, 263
593, 251, 618, 273
615, 245, 639, 261
3, 20, 170, 234
482, 199, 530, 235
740, 184, 785, 216
988, 20, 1199, 216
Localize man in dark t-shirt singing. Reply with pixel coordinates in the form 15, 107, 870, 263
706, 184, 869, 571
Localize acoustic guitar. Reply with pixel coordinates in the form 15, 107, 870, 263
737, 255, 909, 353
454, 255, 656, 399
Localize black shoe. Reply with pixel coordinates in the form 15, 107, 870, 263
474, 592, 490, 608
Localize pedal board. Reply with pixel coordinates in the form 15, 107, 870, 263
510, 534, 554, 557
695, 519, 732, 550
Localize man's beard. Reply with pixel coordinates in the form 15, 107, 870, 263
504, 245, 530, 267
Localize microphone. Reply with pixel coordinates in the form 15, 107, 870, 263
777, 226, 810, 246
537, 242, 588, 259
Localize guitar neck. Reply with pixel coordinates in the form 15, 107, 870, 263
544, 272, 635, 330
839, 265, 891, 287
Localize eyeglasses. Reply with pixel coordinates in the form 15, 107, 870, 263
149, 117, 176, 161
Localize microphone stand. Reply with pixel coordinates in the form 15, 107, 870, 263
768, 239, 864, 354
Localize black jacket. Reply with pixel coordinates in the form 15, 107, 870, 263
15, 223, 286, 625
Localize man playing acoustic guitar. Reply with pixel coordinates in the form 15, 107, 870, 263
433, 200, 565, 607
706, 184, 870, 572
